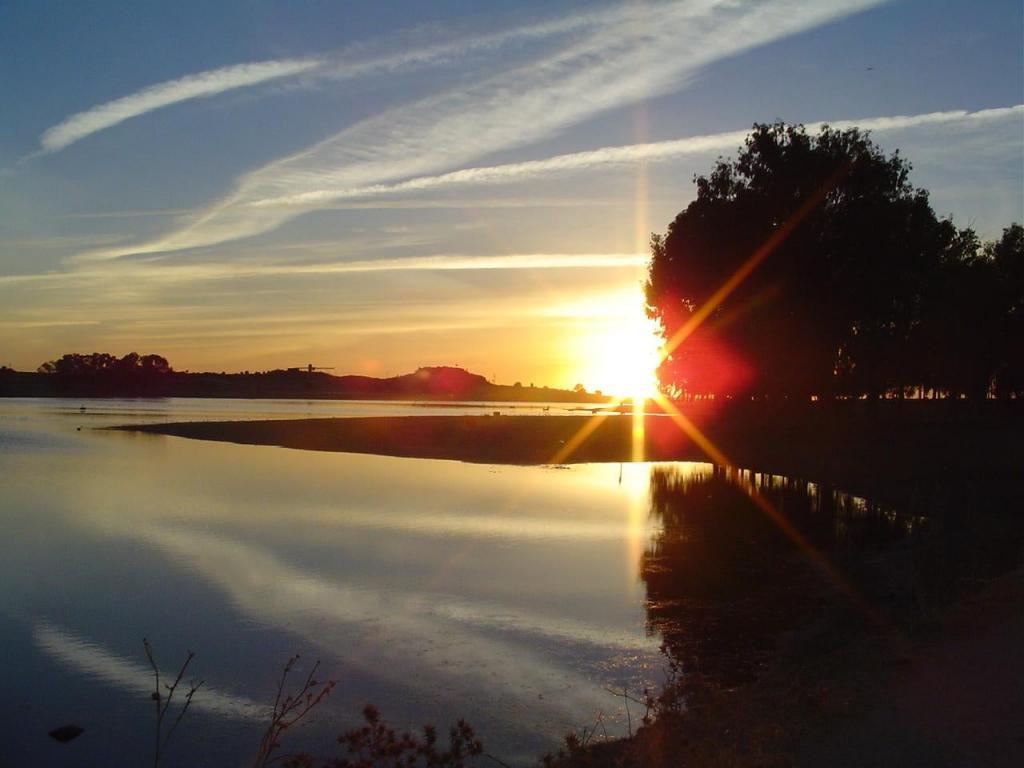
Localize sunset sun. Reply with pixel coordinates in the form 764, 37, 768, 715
573, 290, 662, 400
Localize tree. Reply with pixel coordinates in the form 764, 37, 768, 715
907, 222, 1024, 400
988, 224, 1024, 398
645, 122, 950, 400
35, 351, 175, 394
139, 354, 171, 376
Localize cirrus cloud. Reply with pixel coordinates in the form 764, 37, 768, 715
39, 58, 325, 154
75, 0, 886, 262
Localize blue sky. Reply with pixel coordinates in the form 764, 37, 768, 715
1, 0, 1021, 392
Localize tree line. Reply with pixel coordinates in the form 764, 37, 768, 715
38, 351, 173, 379
644, 122, 1023, 400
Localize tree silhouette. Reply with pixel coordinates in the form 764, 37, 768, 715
989, 224, 1024, 398
36, 351, 173, 395
644, 123, 1020, 400
641, 465, 913, 685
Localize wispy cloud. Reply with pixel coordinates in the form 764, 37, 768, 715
38, 58, 324, 154
59, 208, 190, 220
78, 0, 884, 261
254, 105, 1024, 204
0, 252, 645, 287
31, 3, 638, 158
73, 102, 1019, 263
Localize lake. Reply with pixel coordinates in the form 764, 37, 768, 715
1, 397, 972, 767
0, 398, 669, 766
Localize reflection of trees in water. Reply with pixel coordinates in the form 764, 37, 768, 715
641, 465, 916, 686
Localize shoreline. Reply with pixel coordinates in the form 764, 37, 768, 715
114, 407, 1024, 496
116, 415, 669, 465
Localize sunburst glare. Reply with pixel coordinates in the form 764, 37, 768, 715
572, 289, 662, 400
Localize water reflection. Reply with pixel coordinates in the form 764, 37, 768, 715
0, 400, 665, 764
641, 465, 922, 686
122, 520, 647, 715
34, 621, 267, 720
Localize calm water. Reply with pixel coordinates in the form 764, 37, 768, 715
0, 397, 944, 766
0, 398, 669, 766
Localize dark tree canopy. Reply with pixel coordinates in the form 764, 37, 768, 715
645, 122, 1022, 400
38, 352, 171, 378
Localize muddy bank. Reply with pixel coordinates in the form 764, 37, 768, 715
116, 405, 1023, 496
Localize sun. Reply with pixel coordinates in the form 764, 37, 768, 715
571, 290, 663, 400
587, 323, 662, 400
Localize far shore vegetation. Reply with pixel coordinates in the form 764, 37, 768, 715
0, 357, 609, 403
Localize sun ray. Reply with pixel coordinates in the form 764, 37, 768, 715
651, 393, 730, 466
660, 165, 849, 361
652, 392, 886, 626
631, 395, 646, 463
548, 397, 624, 465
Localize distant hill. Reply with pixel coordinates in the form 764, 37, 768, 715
0, 362, 609, 403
